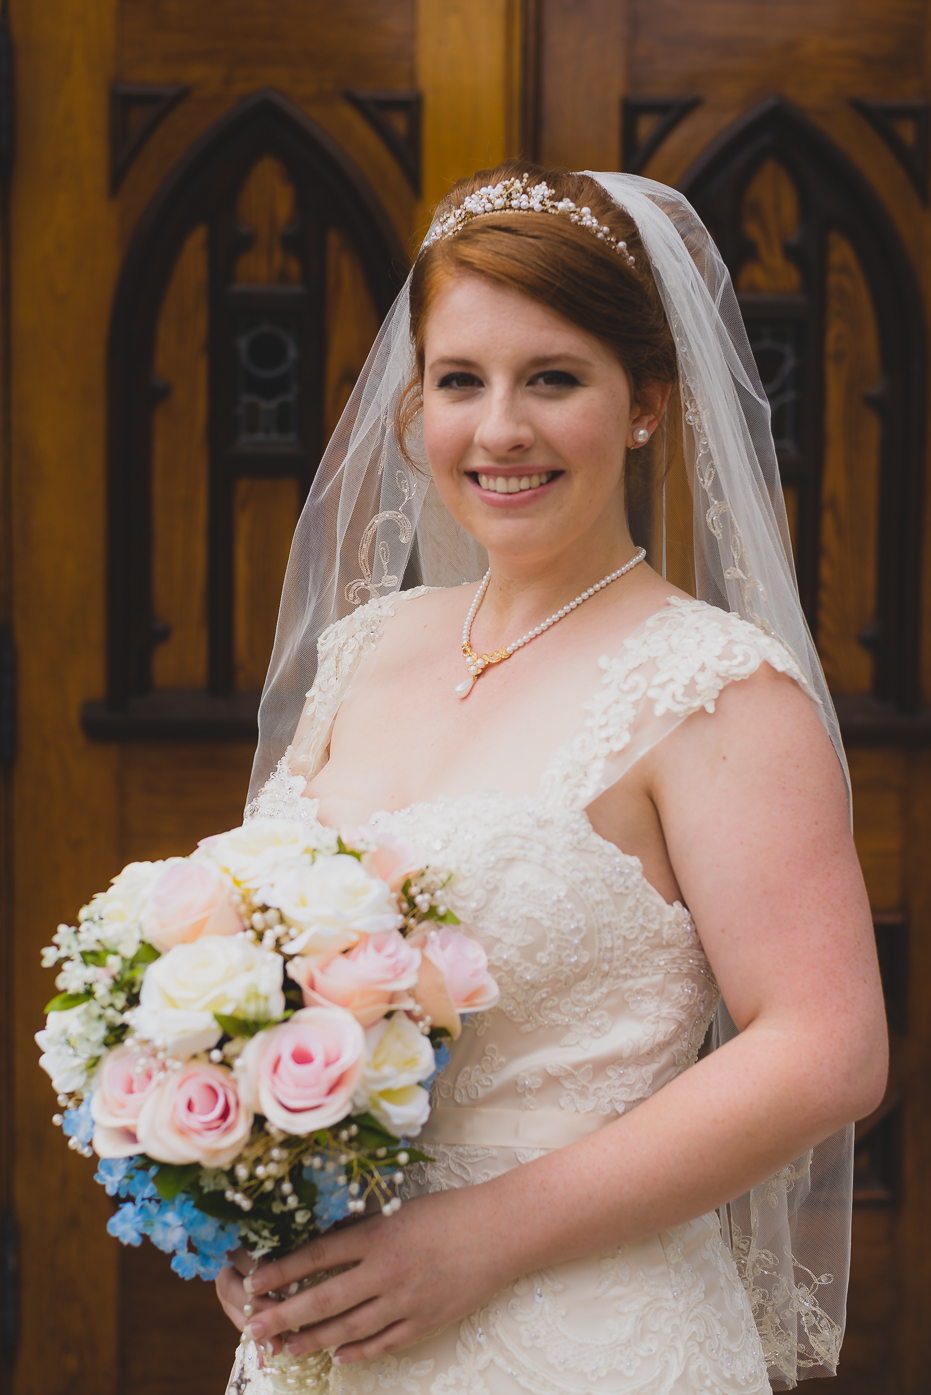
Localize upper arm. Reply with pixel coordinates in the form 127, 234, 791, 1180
651, 665, 885, 1105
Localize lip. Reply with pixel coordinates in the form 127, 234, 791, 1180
467, 470, 563, 506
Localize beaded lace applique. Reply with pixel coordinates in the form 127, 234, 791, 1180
248, 590, 835, 1393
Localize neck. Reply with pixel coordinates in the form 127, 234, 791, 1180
476, 523, 643, 638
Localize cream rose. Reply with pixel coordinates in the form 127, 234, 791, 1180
352, 1013, 435, 1137
136, 1062, 253, 1167
263, 855, 401, 955
141, 859, 244, 953
197, 818, 335, 888
132, 935, 285, 1056
238, 1006, 365, 1134
288, 929, 421, 1027
89, 860, 166, 955
91, 1045, 160, 1158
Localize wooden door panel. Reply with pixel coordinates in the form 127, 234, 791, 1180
819, 231, 882, 695
151, 223, 210, 692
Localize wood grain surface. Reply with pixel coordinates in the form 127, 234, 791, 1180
151, 223, 210, 691
10, 2, 122, 1391
7, 2, 931, 1392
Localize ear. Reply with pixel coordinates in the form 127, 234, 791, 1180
628, 381, 674, 447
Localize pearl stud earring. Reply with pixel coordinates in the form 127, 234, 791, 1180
633, 427, 650, 445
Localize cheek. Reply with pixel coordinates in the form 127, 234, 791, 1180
422, 397, 472, 478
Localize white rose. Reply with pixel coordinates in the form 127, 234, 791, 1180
90, 860, 168, 955
132, 935, 285, 1056
35, 1002, 109, 1093
352, 1013, 435, 1137
196, 818, 336, 889
264, 854, 402, 955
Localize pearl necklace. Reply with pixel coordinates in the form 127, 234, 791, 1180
455, 547, 647, 697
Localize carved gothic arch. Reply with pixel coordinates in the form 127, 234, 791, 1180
100, 89, 406, 720
681, 96, 926, 713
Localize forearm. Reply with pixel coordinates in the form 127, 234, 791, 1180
472, 1019, 879, 1282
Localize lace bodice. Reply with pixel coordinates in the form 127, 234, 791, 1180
245, 593, 821, 1395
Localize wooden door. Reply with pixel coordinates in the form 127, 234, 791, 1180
528, 4, 931, 1393
4, 4, 931, 1395
2, 3, 522, 1393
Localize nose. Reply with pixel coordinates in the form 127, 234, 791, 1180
472, 384, 534, 458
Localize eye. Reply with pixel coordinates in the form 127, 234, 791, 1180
437, 371, 482, 389
530, 370, 581, 388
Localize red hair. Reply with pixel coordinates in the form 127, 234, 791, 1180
397, 161, 678, 508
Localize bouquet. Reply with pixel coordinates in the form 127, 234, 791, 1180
36, 816, 498, 1392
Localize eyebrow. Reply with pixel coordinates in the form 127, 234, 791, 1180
428, 353, 597, 370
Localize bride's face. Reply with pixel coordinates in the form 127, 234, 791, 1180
421, 272, 650, 565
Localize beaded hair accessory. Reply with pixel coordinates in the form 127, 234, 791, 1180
422, 174, 637, 267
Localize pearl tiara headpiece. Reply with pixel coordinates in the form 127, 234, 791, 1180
422, 175, 637, 267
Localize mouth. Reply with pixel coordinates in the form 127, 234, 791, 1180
470, 470, 561, 497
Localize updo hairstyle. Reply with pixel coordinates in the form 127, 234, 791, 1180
397, 161, 678, 509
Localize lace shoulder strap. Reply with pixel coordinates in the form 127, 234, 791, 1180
540, 596, 813, 812
246, 586, 432, 820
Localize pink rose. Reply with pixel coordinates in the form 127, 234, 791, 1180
141, 859, 244, 954
410, 928, 499, 1040
91, 1045, 160, 1158
343, 830, 422, 893
135, 1062, 253, 1168
288, 930, 421, 1027
238, 1006, 364, 1134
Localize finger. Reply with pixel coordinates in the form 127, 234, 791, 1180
247, 1226, 369, 1298
332, 1319, 418, 1365
232, 1247, 254, 1277
242, 1268, 367, 1343
216, 1267, 283, 1329
284, 1299, 391, 1357
253, 1335, 285, 1360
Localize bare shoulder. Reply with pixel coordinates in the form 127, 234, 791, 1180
648, 657, 849, 854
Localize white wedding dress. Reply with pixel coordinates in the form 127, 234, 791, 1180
248, 588, 824, 1395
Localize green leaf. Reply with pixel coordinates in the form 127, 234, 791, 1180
214, 1011, 291, 1039
186, 1184, 244, 1224
44, 991, 92, 1013
336, 837, 363, 861
153, 1163, 200, 1200
130, 942, 161, 968
431, 908, 460, 925
80, 949, 111, 967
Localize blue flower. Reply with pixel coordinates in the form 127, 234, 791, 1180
95, 1156, 140, 1197
172, 1250, 211, 1280
424, 1037, 451, 1088
311, 1167, 350, 1230
150, 1206, 189, 1255
108, 1203, 144, 1246
94, 1157, 239, 1279
62, 1097, 95, 1146
127, 1167, 159, 1201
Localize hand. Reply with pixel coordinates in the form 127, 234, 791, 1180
215, 1248, 289, 1357
236, 1186, 514, 1365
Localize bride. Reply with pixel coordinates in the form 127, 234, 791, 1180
216, 164, 887, 1393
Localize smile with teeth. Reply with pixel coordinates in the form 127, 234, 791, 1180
476, 471, 556, 494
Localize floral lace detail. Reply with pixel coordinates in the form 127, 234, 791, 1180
540, 596, 811, 812
243, 594, 843, 1394
244, 758, 316, 823
434, 1044, 507, 1104
726, 1153, 842, 1386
